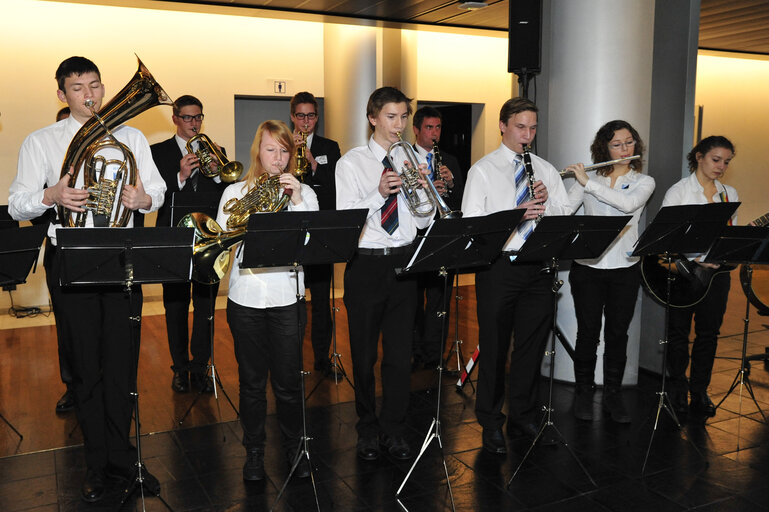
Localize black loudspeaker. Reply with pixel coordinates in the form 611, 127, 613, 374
508, 0, 542, 74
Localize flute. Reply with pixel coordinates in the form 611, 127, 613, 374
559, 155, 640, 177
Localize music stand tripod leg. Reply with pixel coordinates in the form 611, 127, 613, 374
0, 412, 22, 440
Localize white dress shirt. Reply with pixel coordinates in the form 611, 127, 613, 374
567, 170, 655, 268
217, 180, 319, 309
461, 143, 571, 252
9, 115, 166, 244
335, 136, 434, 249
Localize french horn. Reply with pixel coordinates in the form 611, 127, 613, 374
57, 56, 172, 227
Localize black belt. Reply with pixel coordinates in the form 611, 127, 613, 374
357, 246, 412, 256
501, 250, 519, 257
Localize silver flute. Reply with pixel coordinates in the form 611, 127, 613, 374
559, 154, 641, 177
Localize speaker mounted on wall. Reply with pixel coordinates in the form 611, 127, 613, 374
508, 0, 542, 75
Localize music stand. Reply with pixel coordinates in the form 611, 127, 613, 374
172, 193, 240, 425
58, 226, 194, 510
393, 209, 524, 510
0, 222, 46, 440
707, 226, 769, 442
507, 214, 631, 488
631, 202, 739, 474
239, 209, 366, 512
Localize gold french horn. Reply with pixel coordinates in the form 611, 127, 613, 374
58, 56, 172, 227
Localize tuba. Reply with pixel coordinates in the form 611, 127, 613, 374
181, 168, 300, 283
186, 130, 244, 183
58, 56, 172, 227
386, 133, 461, 219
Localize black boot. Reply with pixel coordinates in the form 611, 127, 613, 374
667, 376, 689, 421
602, 363, 631, 424
573, 359, 596, 421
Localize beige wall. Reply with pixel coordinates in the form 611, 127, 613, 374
0, 0, 511, 311
695, 50, 769, 225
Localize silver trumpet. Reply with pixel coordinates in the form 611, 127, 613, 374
559, 155, 641, 177
385, 132, 461, 219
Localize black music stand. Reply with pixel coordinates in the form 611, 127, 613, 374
239, 209, 366, 512
631, 202, 739, 474
507, 215, 631, 489
707, 226, 769, 441
58, 227, 194, 510
393, 209, 523, 510
172, 193, 240, 426
0, 222, 47, 441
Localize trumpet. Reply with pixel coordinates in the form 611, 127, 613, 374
559, 155, 641, 177
386, 133, 461, 219
187, 131, 244, 183
295, 129, 309, 179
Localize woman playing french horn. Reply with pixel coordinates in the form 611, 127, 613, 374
217, 120, 318, 481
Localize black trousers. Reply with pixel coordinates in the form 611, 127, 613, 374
304, 263, 333, 366
53, 250, 141, 471
569, 262, 641, 380
667, 271, 731, 394
474, 257, 553, 430
43, 240, 72, 386
162, 280, 219, 374
226, 299, 303, 452
343, 252, 416, 438
414, 270, 455, 364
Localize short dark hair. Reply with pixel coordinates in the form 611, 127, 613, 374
590, 120, 645, 176
173, 95, 203, 116
366, 87, 413, 130
55, 56, 100, 91
413, 106, 442, 131
290, 92, 318, 115
56, 106, 70, 122
499, 97, 538, 125
687, 135, 735, 173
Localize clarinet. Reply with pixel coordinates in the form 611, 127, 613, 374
522, 144, 543, 221
431, 139, 447, 197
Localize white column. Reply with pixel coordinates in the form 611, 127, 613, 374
541, 0, 656, 385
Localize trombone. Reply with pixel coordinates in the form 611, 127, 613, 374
559, 155, 640, 177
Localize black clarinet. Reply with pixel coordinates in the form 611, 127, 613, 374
522, 144, 543, 221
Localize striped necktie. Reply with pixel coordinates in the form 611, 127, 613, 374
513, 155, 534, 241
426, 152, 435, 181
380, 156, 399, 235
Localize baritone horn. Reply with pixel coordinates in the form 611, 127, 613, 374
58, 56, 172, 227
386, 133, 461, 219
187, 130, 244, 183
559, 155, 641, 177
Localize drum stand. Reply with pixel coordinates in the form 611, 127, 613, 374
178, 285, 239, 427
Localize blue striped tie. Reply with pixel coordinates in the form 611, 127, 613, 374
513, 155, 534, 241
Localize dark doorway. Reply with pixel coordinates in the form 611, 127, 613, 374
417, 102, 476, 183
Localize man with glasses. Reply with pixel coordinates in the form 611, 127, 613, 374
289, 92, 341, 376
151, 95, 228, 394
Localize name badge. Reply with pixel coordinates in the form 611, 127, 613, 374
316, 155, 328, 165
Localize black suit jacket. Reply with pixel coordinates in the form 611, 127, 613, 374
304, 134, 341, 211
150, 136, 228, 227
437, 150, 464, 212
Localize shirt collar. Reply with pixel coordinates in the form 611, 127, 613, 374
174, 134, 191, 154
499, 142, 521, 164
368, 136, 389, 163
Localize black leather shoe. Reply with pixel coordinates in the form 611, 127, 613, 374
243, 448, 265, 481
668, 380, 689, 421
690, 392, 716, 417
288, 451, 311, 478
356, 436, 380, 461
380, 435, 412, 460
602, 388, 631, 424
55, 390, 75, 414
508, 421, 558, 446
171, 371, 189, 393
106, 463, 161, 496
191, 373, 214, 394
482, 428, 507, 455
81, 468, 105, 503
573, 385, 594, 421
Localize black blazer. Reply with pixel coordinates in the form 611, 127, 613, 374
150, 136, 228, 227
304, 134, 341, 211
436, 150, 464, 212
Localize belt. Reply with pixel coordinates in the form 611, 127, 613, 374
357, 246, 412, 256
501, 250, 519, 257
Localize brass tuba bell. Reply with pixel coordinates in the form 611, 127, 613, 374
58, 56, 172, 227
186, 131, 244, 183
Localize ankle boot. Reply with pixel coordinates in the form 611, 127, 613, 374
602, 363, 631, 424
573, 358, 596, 421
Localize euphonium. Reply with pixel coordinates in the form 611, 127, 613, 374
186, 130, 244, 183
58, 56, 172, 227
386, 133, 461, 219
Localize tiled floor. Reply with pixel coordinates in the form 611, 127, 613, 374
2, 360, 769, 511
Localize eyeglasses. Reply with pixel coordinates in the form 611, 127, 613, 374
294, 112, 317, 120
177, 114, 204, 122
609, 140, 636, 150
